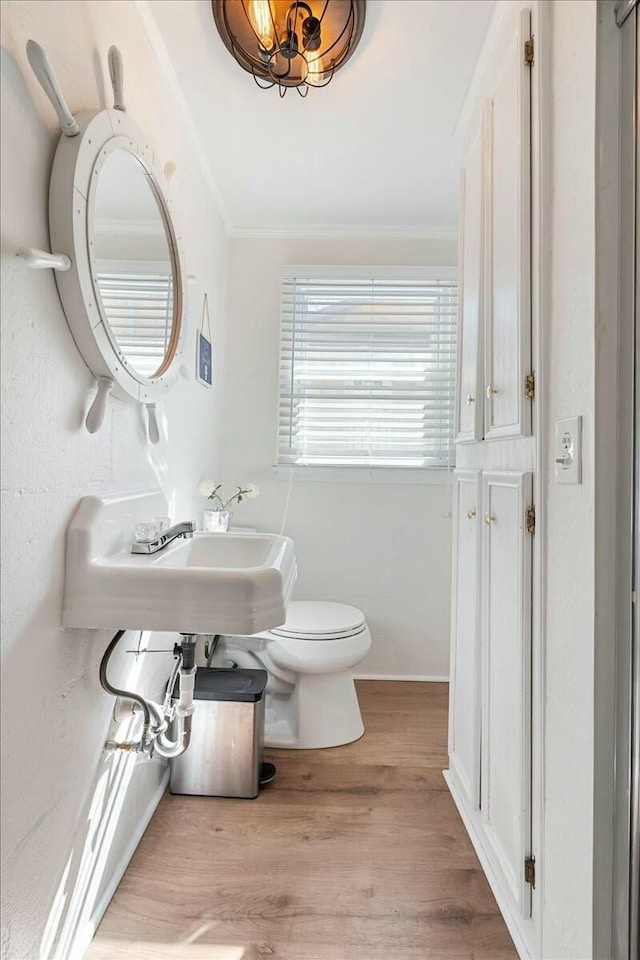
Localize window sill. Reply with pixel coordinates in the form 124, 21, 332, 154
271, 465, 453, 485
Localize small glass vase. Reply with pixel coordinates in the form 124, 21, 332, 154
203, 508, 231, 533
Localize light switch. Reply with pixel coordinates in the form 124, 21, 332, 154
554, 416, 582, 484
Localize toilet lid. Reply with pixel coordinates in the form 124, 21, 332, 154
271, 601, 366, 641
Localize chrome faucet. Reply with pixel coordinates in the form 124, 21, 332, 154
131, 520, 196, 555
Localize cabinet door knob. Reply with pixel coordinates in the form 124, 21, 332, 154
466, 394, 476, 405
467, 508, 477, 519
484, 512, 497, 524
486, 385, 498, 398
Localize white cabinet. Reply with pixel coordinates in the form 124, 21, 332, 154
484, 10, 532, 440
455, 127, 485, 443
448, 4, 539, 956
480, 471, 533, 917
455, 8, 532, 442
448, 470, 533, 915
448, 470, 482, 809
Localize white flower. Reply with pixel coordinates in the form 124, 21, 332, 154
245, 483, 260, 499
198, 480, 216, 498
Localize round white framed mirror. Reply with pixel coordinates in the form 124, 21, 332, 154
48, 107, 185, 426
88, 142, 181, 383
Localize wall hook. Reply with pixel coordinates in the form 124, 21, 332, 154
108, 46, 126, 112
17, 248, 71, 271
26, 40, 79, 137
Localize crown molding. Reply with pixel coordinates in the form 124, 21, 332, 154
229, 224, 458, 241
133, 0, 232, 232
134, 0, 460, 246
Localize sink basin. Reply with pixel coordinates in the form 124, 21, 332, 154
62, 490, 297, 634
152, 535, 277, 570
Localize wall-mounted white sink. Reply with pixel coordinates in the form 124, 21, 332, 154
62, 490, 297, 634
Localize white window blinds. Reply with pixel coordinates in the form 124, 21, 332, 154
95, 271, 174, 379
278, 273, 458, 469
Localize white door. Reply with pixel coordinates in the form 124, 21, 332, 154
448, 469, 482, 809
455, 123, 484, 443
484, 8, 532, 440
481, 470, 533, 917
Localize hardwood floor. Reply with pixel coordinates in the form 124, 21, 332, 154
86, 681, 517, 960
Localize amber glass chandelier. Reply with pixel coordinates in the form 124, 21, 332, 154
211, 1, 366, 97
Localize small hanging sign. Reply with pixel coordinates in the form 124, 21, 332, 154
196, 293, 212, 387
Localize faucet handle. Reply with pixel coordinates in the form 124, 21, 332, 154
135, 521, 157, 543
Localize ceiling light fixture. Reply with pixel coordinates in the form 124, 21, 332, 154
211, 0, 366, 97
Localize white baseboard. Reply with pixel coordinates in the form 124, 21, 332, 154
75, 768, 170, 959
443, 769, 532, 960
354, 673, 449, 682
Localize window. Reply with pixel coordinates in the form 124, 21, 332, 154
277, 268, 458, 470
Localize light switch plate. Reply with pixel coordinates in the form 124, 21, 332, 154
554, 416, 582, 484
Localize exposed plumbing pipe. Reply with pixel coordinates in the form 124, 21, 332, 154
162, 650, 183, 716
206, 634, 220, 667
153, 712, 193, 759
153, 636, 196, 759
100, 630, 152, 744
101, 630, 196, 759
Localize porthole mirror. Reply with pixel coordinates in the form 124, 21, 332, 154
21, 43, 185, 438
89, 145, 181, 382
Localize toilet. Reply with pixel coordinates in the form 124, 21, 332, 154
217, 600, 372, 749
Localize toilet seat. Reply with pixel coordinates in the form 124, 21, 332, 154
270, 601, 366, 641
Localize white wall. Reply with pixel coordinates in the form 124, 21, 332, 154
222, 235, 457, 679
0, 3, 229, 958
542, 2, 598, 957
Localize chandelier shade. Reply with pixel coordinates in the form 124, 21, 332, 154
211, 1, 366, 96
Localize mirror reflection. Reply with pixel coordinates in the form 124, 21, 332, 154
91, 149, 178, 380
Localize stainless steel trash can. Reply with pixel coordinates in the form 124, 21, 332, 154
169, 667, 268, 799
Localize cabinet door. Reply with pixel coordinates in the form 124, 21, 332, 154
481, 471, 532, 917
455, 124, 484, 443
484, 9, 532, 440
448, 469, 482, 809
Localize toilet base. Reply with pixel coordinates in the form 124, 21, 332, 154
265, 671, 365, 750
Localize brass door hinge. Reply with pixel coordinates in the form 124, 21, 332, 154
524, 856, 536, 887
524, 38, 534, 66
526, 507, 536, 536
525, 372, 535, 399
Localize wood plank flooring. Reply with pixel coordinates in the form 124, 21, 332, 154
86, 681, 517, 960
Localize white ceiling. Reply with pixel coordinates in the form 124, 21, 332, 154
146, 0, 496, 234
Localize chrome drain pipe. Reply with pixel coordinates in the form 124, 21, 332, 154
153, 712, 193, 759
101, 630, 197, 759
153, 634, 196, 759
